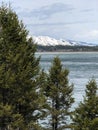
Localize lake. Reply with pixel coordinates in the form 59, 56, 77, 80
36, 52, 98, 107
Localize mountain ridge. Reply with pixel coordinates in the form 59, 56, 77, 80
33, 36, 96, 46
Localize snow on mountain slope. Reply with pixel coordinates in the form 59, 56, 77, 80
33, 36, 95, 46
33, 36, 71, 46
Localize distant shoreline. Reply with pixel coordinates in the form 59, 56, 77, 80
36, 51, 98, 54
37, 45, 98, 52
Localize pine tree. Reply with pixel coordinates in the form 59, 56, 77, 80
44, 57, 74, 130
72, 79, 98, 130
0, 4, 45, 130
90, 118, 98, 130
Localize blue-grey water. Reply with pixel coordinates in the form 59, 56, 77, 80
36, 52, 98, 107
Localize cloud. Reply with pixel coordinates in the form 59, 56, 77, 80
19, 3, 74, 20
27, 23, 69, 39
75, 30, 98, 41
80, 8, 93, 13
88, 30, 98, 37
27, 20, 94, 27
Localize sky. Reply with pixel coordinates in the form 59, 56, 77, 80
0, 0, 98, 44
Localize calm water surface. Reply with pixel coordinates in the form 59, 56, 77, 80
36, 52, 98, 107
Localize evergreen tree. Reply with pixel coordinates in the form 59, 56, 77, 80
90, 118, 98, 130
45, 57, 74, 130
72, 79, 98, 130
0, 4, 45, 130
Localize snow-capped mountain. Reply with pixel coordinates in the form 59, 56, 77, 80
33, 36, 96, 46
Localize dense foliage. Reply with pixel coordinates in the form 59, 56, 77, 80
72, 79, 98, 130
44, 57, 74, 130
0, 5, 46, 130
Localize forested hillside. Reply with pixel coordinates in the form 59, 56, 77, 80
37, 45, 98, 52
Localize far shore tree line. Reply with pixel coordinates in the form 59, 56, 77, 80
0, 4, 98, 130
37, 45, 98, 52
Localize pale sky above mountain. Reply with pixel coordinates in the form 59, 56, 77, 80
0, 0, 98, 44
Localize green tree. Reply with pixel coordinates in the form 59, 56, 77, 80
44, 57, 74, 130
72, 79, 98, 130
0, 4, 45, 130
90, 118, 98, 130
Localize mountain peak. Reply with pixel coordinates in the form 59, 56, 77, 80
33, 36, 95, 46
